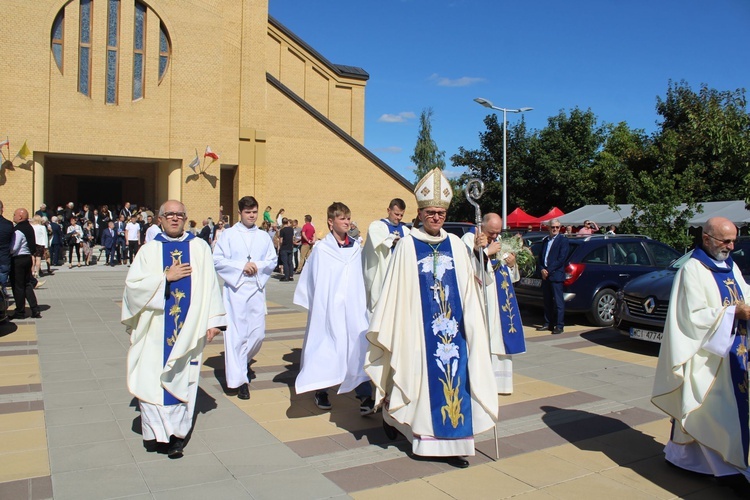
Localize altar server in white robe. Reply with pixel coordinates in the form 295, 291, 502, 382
362, 198, 408, 317
123, 200, 226, 458
366, 169, 498, 469
652, 217, 750, 492
213, 196, 277, 400
294, 202, 375, 415
461, 213, 526, 394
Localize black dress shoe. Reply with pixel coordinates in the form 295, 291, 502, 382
31, 311, 42, 319
552, 327, 564, 334
11, 312, 25, 320
445, 456, 470, 468
167, 436, 184, 459
535, 325, 550, 331
383, 420, 399, 440
143, 439, 158, 452
237, 383, 250, 400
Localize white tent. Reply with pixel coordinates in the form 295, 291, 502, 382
546, 200, 750, 227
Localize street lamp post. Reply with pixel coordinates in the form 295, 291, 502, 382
473, 98, 533, 230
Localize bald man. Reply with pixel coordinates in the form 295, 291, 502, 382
461, 213, 526, 394
653, 217, 750, 489
10, 208, 41, 319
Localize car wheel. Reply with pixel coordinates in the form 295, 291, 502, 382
588, 288, 616, 327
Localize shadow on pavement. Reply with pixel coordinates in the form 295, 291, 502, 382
540, 405, 727, 497
580, 328, 661, 356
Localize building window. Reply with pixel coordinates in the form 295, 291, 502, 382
51, 10, 64, 73
78, 0, 93, 96
158, 22, 170, 83
133, 1, 146, 100
106, 0, 120, 104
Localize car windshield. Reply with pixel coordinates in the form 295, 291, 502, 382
668, 251, 693, 270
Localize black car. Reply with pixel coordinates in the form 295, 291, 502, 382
515, 234, 682, 327
614, 237, 750, 343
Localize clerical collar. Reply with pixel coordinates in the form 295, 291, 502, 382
412, 226, 446, 244
160, 232, 189, 242
382, 218, 402, 228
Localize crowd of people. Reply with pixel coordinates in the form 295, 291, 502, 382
4, 181, 750, 492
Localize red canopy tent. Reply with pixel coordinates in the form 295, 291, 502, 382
505, 207, 541, 229
538, 207, 565, 224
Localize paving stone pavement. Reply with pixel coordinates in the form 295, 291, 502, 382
0, 263, 741, 499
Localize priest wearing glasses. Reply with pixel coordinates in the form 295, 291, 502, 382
365, 168, 497, 469
122, 200, 226, 458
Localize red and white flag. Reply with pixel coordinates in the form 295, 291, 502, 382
0, 138, 8, 149
204, 146, 219, 161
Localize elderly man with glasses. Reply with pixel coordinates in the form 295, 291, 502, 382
537, 219, 569, 334
366, 168, 497, 469
122, 200, 227, 458
652, 217, 750, 494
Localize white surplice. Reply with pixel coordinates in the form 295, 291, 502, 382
366, 227, 498, 457
293, 233, 370, 395
213, 222, 277, 389
652, 255, 750, 477
122, 233, 226, 442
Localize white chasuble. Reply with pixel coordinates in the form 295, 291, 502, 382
366, 227, 498, 457
123, 233, 226, 441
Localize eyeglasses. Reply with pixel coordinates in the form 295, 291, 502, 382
550, 225, 561, 229
423, 210, 447, 219
705, 233, 736, 245
161, 212, 187, 220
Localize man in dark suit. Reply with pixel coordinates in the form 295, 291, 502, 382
114, 215, 127, 264
0, 200, 14, 289
101, 221, 117, 266
10, 208, 41, 319
49, 216, 63, 266
537, 218, 569, 334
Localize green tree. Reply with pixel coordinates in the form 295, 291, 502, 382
525, 107, 607, 213
411, 107, 446, 182
618, 81, 750, 248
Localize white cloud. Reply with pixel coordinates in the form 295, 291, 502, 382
429, 73, 485, 87
377, 112, 416, 123
373, 146, 403, 154
443, 168, 465, 180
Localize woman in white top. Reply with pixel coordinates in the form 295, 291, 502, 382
30, 215, 49, 278
276, 208, 285, 228
66, 217, 84, 268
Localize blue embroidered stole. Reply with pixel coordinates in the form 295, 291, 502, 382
155, 233, 194, 405
414, 237, 473, 438
692, 248, 749, 464
490, 258, 526, 354
381, 219, 406, 253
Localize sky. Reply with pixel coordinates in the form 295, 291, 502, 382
268, 0, 750, 184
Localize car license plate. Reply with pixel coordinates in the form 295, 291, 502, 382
520, 277, 542, 287
629, 327, 663, 343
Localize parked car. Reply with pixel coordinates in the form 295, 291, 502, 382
441, 222, 475, 237
515, 234, 682, 327
614, 237, 750, 343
